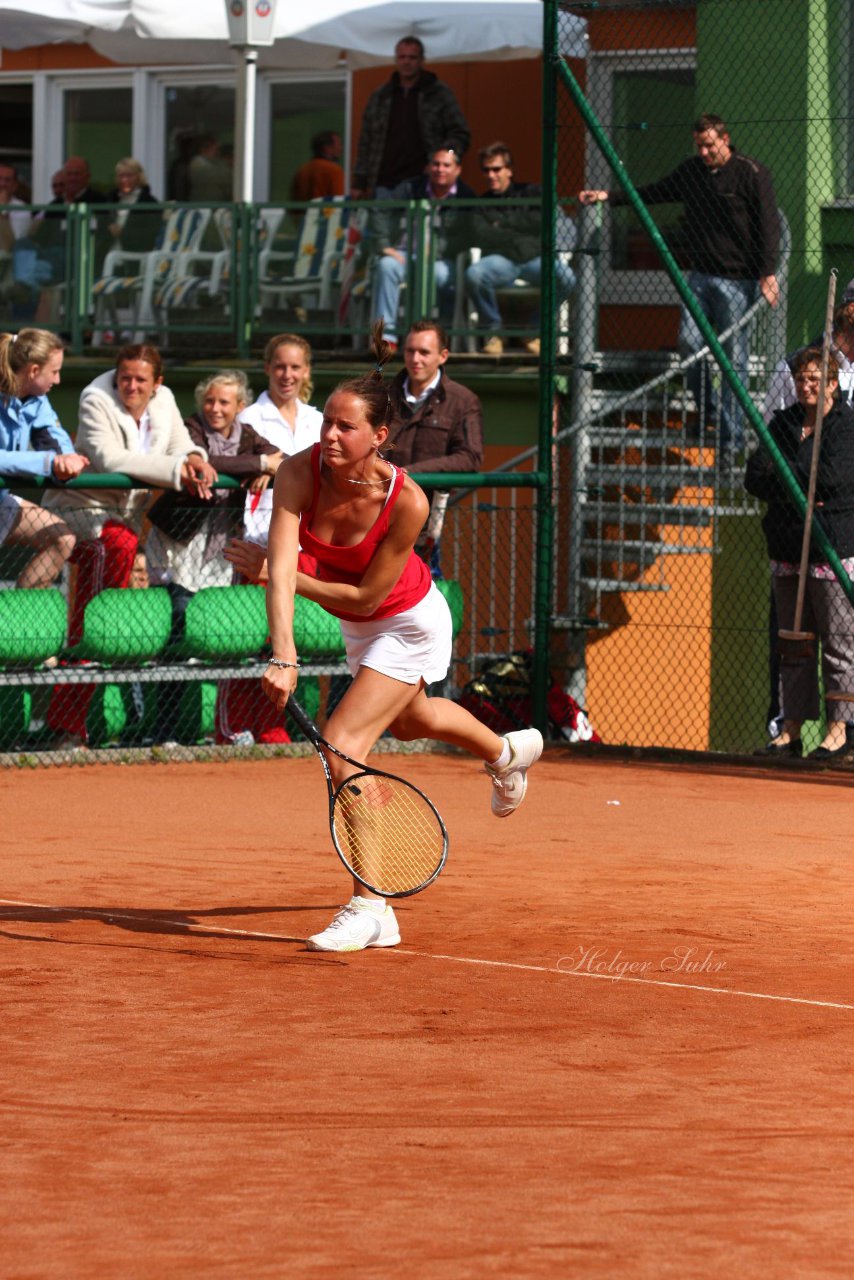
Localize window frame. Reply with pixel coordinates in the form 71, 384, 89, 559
2, 64, 351, 204
257, 69, 351, 199
41, 69, 137, 199
585, 47, 697, 306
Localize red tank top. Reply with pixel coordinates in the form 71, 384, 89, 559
299, 443, 431, 623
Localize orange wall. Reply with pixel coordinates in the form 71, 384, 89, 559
351, 58, 545, 191
2, 44, 116, 70
588, 7, 696, 51
599, 305, 680, 352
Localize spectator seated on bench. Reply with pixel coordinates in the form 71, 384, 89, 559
43, 342, 216, 747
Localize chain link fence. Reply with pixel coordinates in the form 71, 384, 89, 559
0, 478, 541, 763
0, 195, 547, 357
7, 0, 854, 766
529, 0, 854, 757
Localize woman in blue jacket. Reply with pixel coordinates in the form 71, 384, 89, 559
0, 328, 89, 586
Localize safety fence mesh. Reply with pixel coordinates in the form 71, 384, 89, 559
536, 0, 854, 758
0, 482, 539, 764
6, 0, 854, 766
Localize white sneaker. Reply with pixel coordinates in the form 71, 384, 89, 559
306, 898, 401, 952
485, 728, 543, 818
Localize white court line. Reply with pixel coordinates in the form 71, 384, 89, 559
1, 898, 851, 1012
395, 950, 854, 1011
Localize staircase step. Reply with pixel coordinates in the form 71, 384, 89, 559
586, 464, 716, 487
581, 539, 714, 558
582, 578, 670, 594
586, 426, 699, 446
587, 501, 713, 526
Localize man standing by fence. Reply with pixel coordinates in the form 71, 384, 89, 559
580, 112, 781, 452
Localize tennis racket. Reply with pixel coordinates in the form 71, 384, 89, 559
286, 696, 448, 898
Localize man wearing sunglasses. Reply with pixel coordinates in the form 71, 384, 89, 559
466, 142, 575, 357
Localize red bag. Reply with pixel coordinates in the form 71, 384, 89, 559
459, 651, 602, 743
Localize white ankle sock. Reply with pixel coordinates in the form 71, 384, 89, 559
489, 740, 512, 770
351, 895, 386, 913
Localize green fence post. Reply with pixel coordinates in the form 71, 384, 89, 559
410, 199, 433, 331
530, 0, 560, 736
69, 205, 86, 355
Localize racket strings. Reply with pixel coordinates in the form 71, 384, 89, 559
332, 773, 446, 895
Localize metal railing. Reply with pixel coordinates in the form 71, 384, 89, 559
0, 196, 556, 357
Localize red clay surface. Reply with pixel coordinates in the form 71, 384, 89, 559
2, 752, 853, 1278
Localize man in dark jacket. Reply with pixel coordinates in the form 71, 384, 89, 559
351, 36, 470, 199
383, 319, 483, 571
386, 319, 484, 472
371, 147, 475, 347
580, 112, 781, 450
466, 141, 576, 356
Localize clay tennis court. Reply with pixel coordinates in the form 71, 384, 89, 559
3, 751, 852, 1277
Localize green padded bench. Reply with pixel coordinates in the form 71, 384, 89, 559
434, 578, 464, 638
69, 587, 174, 746
176, 585, 346, 661
173, 585, 345, 742
69, 587, 174, 663
0, 588, 68, 747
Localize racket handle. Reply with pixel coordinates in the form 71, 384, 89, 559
285, 696, 322, 742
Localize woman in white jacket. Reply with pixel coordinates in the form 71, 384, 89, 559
46, 343, 215, 545
46, 343, 216, 744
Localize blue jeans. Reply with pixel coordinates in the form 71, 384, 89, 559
465, 254, 576, 331
679, 272, 757, 450
372, 254, 454, 342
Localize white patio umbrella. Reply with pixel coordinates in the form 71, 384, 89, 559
0, 0, 587, 197
0, 0, 129, 49
0, 0, 587, 66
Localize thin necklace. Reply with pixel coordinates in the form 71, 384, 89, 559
344, 474, 392, 486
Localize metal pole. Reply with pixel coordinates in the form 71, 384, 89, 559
531, 0, 559, 734
234, 47, 259, 204
562, 200, 600, 701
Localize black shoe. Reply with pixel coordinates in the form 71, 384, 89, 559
760, 738, 802, 757
807, 743, 849, 760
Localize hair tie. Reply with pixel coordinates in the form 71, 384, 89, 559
374, 362, 384, 373
10, 334, 17, 344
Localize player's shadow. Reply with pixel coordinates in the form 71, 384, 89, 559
0, 902, 340, 949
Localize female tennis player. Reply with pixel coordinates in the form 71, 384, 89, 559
263, 323, 542, 952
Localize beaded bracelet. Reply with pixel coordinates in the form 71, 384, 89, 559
267, 658, 300, 670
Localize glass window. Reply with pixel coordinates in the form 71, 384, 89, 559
164, 85, 236, 202
0, 84, 34, 196
269, 80, 346, 203
608, 67, 695, 274
63, 87, 133, 195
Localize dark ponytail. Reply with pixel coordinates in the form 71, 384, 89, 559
334, 319, 395, 428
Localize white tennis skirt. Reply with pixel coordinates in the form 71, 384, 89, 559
339, 582, 453, 686
0, 491, 22, 545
